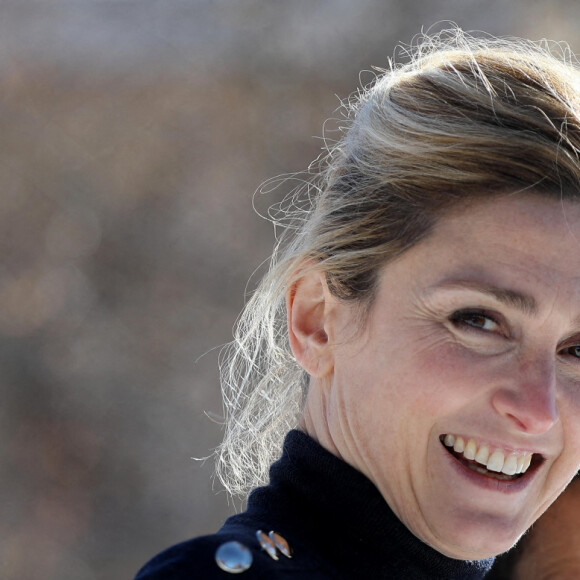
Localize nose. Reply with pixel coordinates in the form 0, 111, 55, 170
491, 356, 559, 434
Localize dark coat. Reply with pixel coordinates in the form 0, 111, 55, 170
134, 430, 495, 579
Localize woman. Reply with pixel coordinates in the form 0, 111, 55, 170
135, 28, 580, 579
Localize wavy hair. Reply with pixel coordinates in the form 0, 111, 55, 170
215, 27, 580, 497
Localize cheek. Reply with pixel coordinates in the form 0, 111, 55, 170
551, 379, 580, 478
390, 337, 497, 410
560, 407, 580, 469
560, 381, 580, 420
333, 324, 508, 429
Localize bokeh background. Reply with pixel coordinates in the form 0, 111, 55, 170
2, 2, 579, 579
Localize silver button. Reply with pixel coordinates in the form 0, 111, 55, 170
256, 530, 279, 560
215, 541, 253, 574
269, 531, 293, 559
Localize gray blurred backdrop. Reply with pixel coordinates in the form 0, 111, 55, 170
1, 2, 578, 579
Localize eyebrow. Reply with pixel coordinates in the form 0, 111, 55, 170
434, 280, 538, 316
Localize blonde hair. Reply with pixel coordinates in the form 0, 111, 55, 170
215, 27, 580, 497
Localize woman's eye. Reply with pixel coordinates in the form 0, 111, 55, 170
561, 345, 580, 359
451, 310, 500, 333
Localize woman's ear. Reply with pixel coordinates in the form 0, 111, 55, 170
287, 269, 335, 378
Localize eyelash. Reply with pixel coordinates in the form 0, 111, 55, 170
449, 309, 502, 334
450, 309, 580, 361
560, 344, 580, 360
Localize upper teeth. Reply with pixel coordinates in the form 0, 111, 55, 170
443, 434, 533, 476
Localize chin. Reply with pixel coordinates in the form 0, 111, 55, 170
432, 520, 526, 561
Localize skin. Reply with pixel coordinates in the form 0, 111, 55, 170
287, 194, 580, 560
510, 475, 580, 579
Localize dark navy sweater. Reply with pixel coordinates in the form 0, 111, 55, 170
134, 430, 495, 579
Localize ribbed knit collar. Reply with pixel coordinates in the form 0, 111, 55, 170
245, 429, 494, 579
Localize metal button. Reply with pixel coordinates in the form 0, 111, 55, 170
256, 529, 279, 560
215, 541, 253, 574
269, 531, 293, 559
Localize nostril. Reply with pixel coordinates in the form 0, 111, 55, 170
506, 413, 527, 431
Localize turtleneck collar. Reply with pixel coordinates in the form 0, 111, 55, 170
244, 429, 494, 579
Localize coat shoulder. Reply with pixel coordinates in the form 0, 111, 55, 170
133, 528, 335, 580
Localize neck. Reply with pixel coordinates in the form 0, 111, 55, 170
299, 377, 344, 461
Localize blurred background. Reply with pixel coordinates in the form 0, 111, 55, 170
1, 2, 579, 579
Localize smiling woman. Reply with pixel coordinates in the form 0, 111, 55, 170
135, 27, 580, 579
299, 194, 580, 561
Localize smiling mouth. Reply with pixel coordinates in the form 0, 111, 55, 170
439, 434, 543, 482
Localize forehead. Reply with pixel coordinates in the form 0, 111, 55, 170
385, 195, 580, 305
439, 194, 579, 239
430, 194, 580, 256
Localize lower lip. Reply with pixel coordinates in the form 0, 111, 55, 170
440, 442, 539, 494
